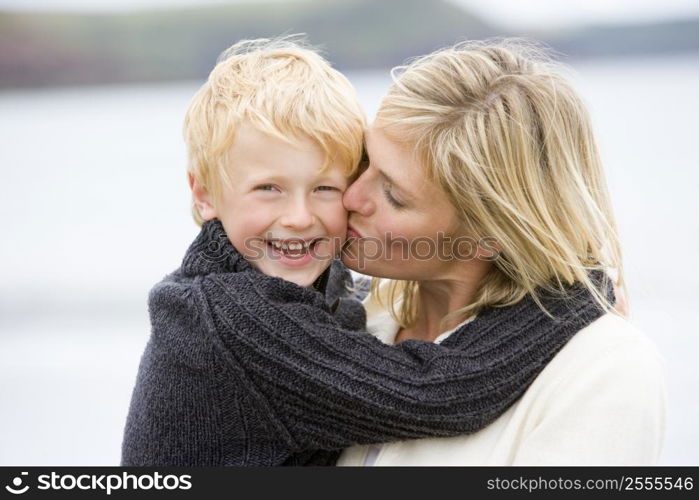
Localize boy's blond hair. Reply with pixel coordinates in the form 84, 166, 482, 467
370, 39, 624, 328
184, 36, 366, 225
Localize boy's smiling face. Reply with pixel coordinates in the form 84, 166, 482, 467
191, 123, 349, 287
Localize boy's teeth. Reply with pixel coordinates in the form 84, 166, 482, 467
270, 240, 313, 251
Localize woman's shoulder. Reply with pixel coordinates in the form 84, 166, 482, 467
533, 312, 666, 401
557, 312, 663, 368
512, 312, 667, 464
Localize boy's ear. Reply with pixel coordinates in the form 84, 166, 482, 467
188, 172, 217, 221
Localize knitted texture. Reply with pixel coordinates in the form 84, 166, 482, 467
121, 219, 612, 466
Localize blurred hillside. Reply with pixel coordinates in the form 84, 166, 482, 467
1, 0, 698, 88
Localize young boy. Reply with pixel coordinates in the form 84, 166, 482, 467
122, 37, 369, 466
121, 38, 610, 466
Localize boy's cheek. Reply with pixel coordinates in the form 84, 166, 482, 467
323, 203, 349, 238
221, 218, 267, 259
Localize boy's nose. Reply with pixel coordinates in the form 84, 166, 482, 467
279, 198, 317, 230
343, 170, 375, 216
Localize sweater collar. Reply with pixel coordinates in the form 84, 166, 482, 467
181, 219, 254, 277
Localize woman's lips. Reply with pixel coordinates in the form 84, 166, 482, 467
346, 226, 361, 240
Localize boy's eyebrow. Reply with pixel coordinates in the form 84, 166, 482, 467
244, 174, 287, 184
244, 172, 347, 185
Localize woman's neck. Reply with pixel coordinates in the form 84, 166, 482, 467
394, 275, 482, 343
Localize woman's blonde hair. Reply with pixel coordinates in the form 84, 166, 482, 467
184, 35, 365, 225
370, 38, 624, 328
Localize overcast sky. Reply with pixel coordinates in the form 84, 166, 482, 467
1, 0, 698, 30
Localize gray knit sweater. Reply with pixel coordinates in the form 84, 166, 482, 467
121, 219, 611, 466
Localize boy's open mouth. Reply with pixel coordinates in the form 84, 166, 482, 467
266, 238, 321, 259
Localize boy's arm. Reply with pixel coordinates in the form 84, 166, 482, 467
120, 308, 224, 466
121, 286, 278, 466
193, 269, 608, 452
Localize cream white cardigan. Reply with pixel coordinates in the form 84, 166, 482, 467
337, 287, 666, 466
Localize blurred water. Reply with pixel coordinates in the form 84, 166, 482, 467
1, 58, 698, 465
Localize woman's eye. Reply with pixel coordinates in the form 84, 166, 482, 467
383, 184, 404, 209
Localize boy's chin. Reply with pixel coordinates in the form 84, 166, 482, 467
283, 275, 319, 288
253, 260, 327, 288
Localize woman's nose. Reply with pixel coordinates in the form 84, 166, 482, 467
343, 170, 376, 216
279, 197, 317, 230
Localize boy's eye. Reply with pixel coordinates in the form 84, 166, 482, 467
254, 184, 278, 192
316, 186, 340, 192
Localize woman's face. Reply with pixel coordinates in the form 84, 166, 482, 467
342, 125, 488, 281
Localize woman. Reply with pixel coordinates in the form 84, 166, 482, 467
337, 40, 665, 465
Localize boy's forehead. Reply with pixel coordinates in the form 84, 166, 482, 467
230, 121, 321, 156
225, 125, 349, 181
